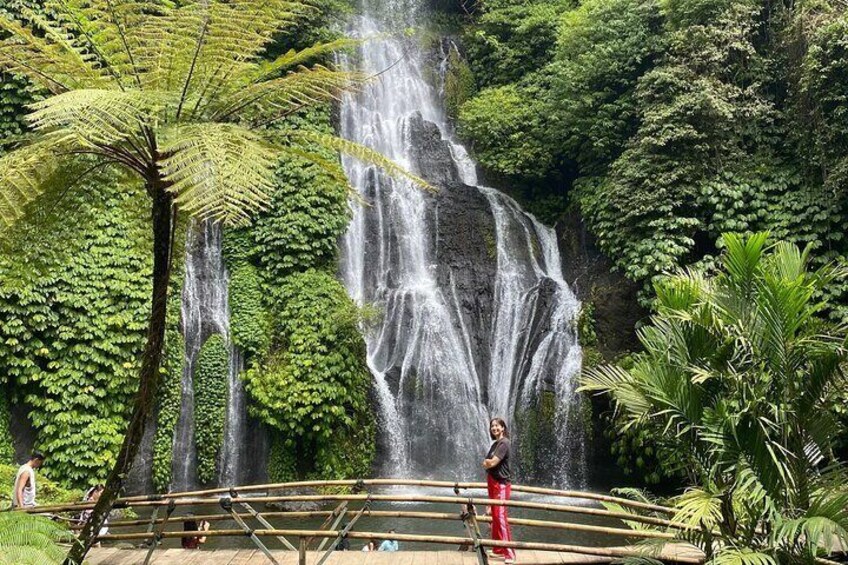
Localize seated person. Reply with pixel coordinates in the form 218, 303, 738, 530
379, 529, 398, 552
181, 516, 210, 549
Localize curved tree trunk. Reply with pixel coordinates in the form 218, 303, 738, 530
65, 187, 174, 564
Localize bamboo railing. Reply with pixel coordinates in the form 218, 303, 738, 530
25, 493, 685, 529
16, 478, 701, 564
92, 528, 702, 563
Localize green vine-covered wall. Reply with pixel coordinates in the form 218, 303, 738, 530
0, 179, 151, 485
151, 329, 185, 492
224, 106, 376, 482
194, 334, 229, 484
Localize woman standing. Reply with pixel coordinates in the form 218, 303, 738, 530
482, 417, 516, 564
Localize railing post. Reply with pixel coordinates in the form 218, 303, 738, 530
316, 496, 372, 565
230, 488, 298, 551
142, 499, 175, 565
461, 498, 490, 565
298, 537, 308, 565
308, 501, 348, 551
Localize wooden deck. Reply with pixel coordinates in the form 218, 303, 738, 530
85, 546, 705, 564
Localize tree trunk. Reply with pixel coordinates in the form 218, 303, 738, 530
65, 187, 174, 565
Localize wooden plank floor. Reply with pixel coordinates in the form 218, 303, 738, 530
85, 547, 704, 565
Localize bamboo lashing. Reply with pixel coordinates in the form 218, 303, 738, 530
95, 528, 703, 564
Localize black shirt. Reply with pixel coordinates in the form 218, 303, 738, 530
486, 437, 511, 483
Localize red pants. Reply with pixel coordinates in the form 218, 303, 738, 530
487, 474, 516, 560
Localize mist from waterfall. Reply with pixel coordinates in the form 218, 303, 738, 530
340, 1, 588, 487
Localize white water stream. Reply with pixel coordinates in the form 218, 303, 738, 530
340, 0, 587, 487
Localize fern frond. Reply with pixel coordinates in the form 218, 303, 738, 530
0, 13, 108, 92
27, 89, 166, 146
160, 123, 279, 224
291, 131, 432, 191
255, 37, 361, 80
0, 134, 86, 228
46, 0, 154, 88
0, 512, 74, 565
212, 65, 364, 122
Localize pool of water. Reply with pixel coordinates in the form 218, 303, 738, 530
104, 490, 633, 552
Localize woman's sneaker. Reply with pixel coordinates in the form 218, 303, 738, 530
504, 558, 515, 564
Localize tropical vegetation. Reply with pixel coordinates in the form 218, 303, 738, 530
581, 233, 848, 564
451, 0, 848, 317
0, 512, 76, 565
0, 0, 425, 560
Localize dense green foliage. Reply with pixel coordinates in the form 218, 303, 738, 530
193, 334, 229, 485
0, 182, 150, 486
0, 511, 75, 564
456, 0, 848, 317
0, 392, 13, 464
224, 107, 375, 481
582, 234, 848, 562
151, 329, 185, 492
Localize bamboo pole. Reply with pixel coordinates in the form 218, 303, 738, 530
29, 494, 686, 530
75, 509, 676, 540
95, 528, 703, 563
116, 479, 675, 515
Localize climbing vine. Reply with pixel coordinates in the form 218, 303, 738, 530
194, 334, 229, 485
0, 391, 13, 464
151, 329, 184, 492
0, 179, 150, 486
219, 105, 376, 481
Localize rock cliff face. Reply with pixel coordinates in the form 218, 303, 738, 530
405, 112, 499, 393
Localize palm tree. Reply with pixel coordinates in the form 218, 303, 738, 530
0, 1, 426, 561
581, 233, 848, 563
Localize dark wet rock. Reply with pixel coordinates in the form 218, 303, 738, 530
405, 112, 460, 185
557, 211, 645, 358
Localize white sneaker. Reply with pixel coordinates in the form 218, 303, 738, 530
504, 559, 515, 564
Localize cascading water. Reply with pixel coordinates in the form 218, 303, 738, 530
170, 221, 255, 490
340, 1, 588, 487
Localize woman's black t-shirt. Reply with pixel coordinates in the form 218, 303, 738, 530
486, 438, 511, 483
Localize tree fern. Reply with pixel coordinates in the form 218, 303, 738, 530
0, 1, 431, 561
0, 512, 75, 565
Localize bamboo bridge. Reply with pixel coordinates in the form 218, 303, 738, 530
22, 479, 706, 565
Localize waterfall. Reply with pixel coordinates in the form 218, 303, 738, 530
340, 1, 588, 487
171, 221, 254, 490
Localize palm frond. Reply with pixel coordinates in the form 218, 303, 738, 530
671, 488, 723, 531
160, 123, 279, 224
709, 548, 777, 565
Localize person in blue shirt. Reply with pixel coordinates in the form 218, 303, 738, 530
378, 529, 399, 551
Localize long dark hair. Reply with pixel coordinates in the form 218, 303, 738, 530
489, 417, 509, 440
